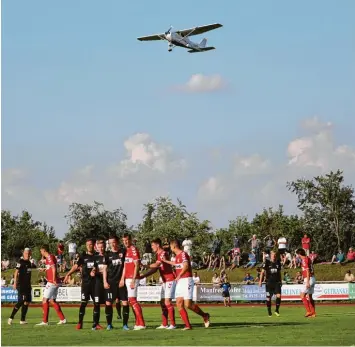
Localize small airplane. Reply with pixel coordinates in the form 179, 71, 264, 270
137, 23, 223, 53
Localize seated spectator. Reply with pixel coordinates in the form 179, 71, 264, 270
344, 270, 355, 282
294, 271, 303, 284
283, 272, 292, 284
262, 251, 270, 262
244, 252, 256, 269
193, 271, 201, 285
229, 251, 240, 271
1, 277, 6, 286
309, 251, 318, 264
243, 273, 254, 284
331, 250, 345, 264
220, 270, 227, 282
219, 255, 226, 271
290, 253, 301, 269
255, 267, 262, 282
10, 275, 15, 286
282, 251, 292, 268
65, 275, 75, 286
1, 259, 10, 271
38, 276, 47, 286
345, 248, 355, 263
212, 272, 220, 286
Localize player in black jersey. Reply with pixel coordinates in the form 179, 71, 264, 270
105, 235, 129, 330
64, 239, 97, 330
8, 248, 36, 325
259, 251, 282, 317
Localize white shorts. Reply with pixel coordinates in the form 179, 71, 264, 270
43, 282, 59, 300
175, 277, 194, 300
301, 276, 316, 295
125, 279, 139, 298
161, 280, 176, 299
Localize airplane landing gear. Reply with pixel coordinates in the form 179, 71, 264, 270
168, 43, 174, 52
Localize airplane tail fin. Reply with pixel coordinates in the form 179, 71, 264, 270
199, 38, 207, 48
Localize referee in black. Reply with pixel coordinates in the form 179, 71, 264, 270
8, 248, 36, 325
259, 250, 282, 317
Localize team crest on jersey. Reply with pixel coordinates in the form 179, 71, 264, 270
119, 253, 123, 258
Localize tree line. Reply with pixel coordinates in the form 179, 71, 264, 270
2, 170, 355, 262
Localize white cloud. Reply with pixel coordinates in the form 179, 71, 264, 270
175, 74, 227, 93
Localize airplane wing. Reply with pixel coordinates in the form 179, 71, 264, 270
177, 23, 223, 37
137, 33, 165, 41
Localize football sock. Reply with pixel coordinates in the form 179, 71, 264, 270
105, 305, 113, 326
161, 304, 168, 326
42, 302, 50, 323
309, 297, 316, 313
191, 304, 205, 317
52, 301, 65, 320
308, 297, 315, 314
122, 305, 129, 326
133, 302, 145, 326
10, 302, 23, 319
275, 297, 281, 313
302, 297, 311, 312
179, 308, 191, 328
93, 304, 100, 326
21, 304, 29, 321
166, 303, 176, 326
79, 302, 87, 323
266, 300, 272, 315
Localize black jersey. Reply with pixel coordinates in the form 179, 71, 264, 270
262, 259, 282, 283
107, 249, 126, 283
15, 258, 36, 288
94, 253, 108, 283
77, 252, 96, 284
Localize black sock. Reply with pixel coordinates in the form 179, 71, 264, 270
123, 305, 129, 326
79, 302, 87, 324
21, 304, 29, 321
93, 304, 100, 327
116, 302, 121, 318
105, 305, 113, 326
275, 297, 281, 313
10, 302, 23, 319
266, 300, 272, 315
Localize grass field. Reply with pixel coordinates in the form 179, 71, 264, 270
2, 305, 355, 346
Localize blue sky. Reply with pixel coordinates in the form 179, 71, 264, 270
2, 0, 355, 235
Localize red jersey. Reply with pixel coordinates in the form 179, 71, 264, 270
174, 251, 192, 279
57, 243, 64, 255
301, 256, 314, 279
157, 250, 175, 282
124, 245, 140, 279
301, 237, 310, 250
45, 254, 60, 284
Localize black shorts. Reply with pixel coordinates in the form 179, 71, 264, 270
81, 281, 96, 302
18, 287, 32, 302
105, 280, 128, 302
265, 282, 282, 297
222, 292, 230, 298
94, 279, 106, 304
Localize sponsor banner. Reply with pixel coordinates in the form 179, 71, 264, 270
1, 287, 18, 302
347, 283, 355, 299
137, 285, 162, 301
31, 286, 81, 302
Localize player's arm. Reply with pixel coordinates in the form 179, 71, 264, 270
304, 259, 311, 288
13, 269, 19, 289
141, 267, 158, 278
119, 263, 126, 287
102, 264, 109, 289
160, 258, 176, 265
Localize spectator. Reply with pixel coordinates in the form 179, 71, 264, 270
294, 271, 303, 284
263, 235, 275, 254
243, 273, 254, 284
233, 235, 240, 249
301, 234, 311, 256
229, 249, 240, 270
220, 277, 232, 307
283, 272, 292, 284
162, 238, 170, 255
105, 240, 110, 252
139, 272, 147, 286
143, 239, 153, 264
262, 251, 270, 262
309, 251, 318, 264
38, 276, 47, 286
211, 237, 221, 256
67, 240, 77, 266
182, 237, 193, 256
220, 270, 227, 282
345, 248, 355, 263
344, 270, 355, 283
290, 252, 301, 269
331, 250, 345, 264
212, 272, 220, 286
10, 275, 15, 286
1, 259, 10, 271
193, 271, 201, 285
1, 277, 6, 286
255, 267, 262, 282
65, 275, 75, 286
244, 252, 257, 269
282, 251, 292, 268
248, 234, 261, 263
73, 253, 80, 265
277, 235, 288, 255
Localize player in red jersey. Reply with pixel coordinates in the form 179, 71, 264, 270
162, 239, 210, 330
36, 245, 66, 326
141, 238, 176, 329
296, 248, 316, 318
122, 233, 146, 330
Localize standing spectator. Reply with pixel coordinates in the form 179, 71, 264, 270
233, 235, 240, 250
309, 251, 318, 264
344, 270, 355, 282
301, 234, 311, 256
57, 241, 65, 272
67, 240, 77, 266
331, 250, 345, 264
193, 272, 201, 285
345, 248, 355, 263
143, 239, 153, 264
211, 237, 221, 256
182, 237, 193, 256
248, 235, 261, 263
277, 235, 288, 255
263, 235, 275, 254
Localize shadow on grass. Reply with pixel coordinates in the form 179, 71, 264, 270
194, 321, 307, 329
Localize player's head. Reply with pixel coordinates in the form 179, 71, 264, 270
23, 248, 31, 259
270, 250, 277, 261
40, 244, 50, 257
122, 233, 132, 248
109, 235, 119, 250
296, 248, 306, 257
169, 239, 181, 254
151, 238, 162, 253
86, 239, 94, 253
96, 240, 105, 254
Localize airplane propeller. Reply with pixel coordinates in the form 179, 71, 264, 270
165, 26, 172, 35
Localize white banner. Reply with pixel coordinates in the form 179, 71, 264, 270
137, 285, 162, 301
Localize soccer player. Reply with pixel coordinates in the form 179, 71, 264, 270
8, 248, 36, 325
141, 238, 176, 329
220, 277, 231, 307
64, 239, 96, 330
162, 239, 210, 330
259, 251, 282, 317
296, 248, 316, 317
122, 233, 146, 330
36, 245, 66, 326
105, 235, 130, 331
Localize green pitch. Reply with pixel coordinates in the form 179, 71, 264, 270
2, 305, 355, 346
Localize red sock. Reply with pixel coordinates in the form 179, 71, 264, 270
167, 304, 176, 326
161, 306, 168, 326
179, 308, 191, 328
191, 304, 205, 317
132, 302, 145, 327
302, 297, 311, 313
308, 298, 315, 314
42, 302, 49, 323
52, 301, 65, 320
